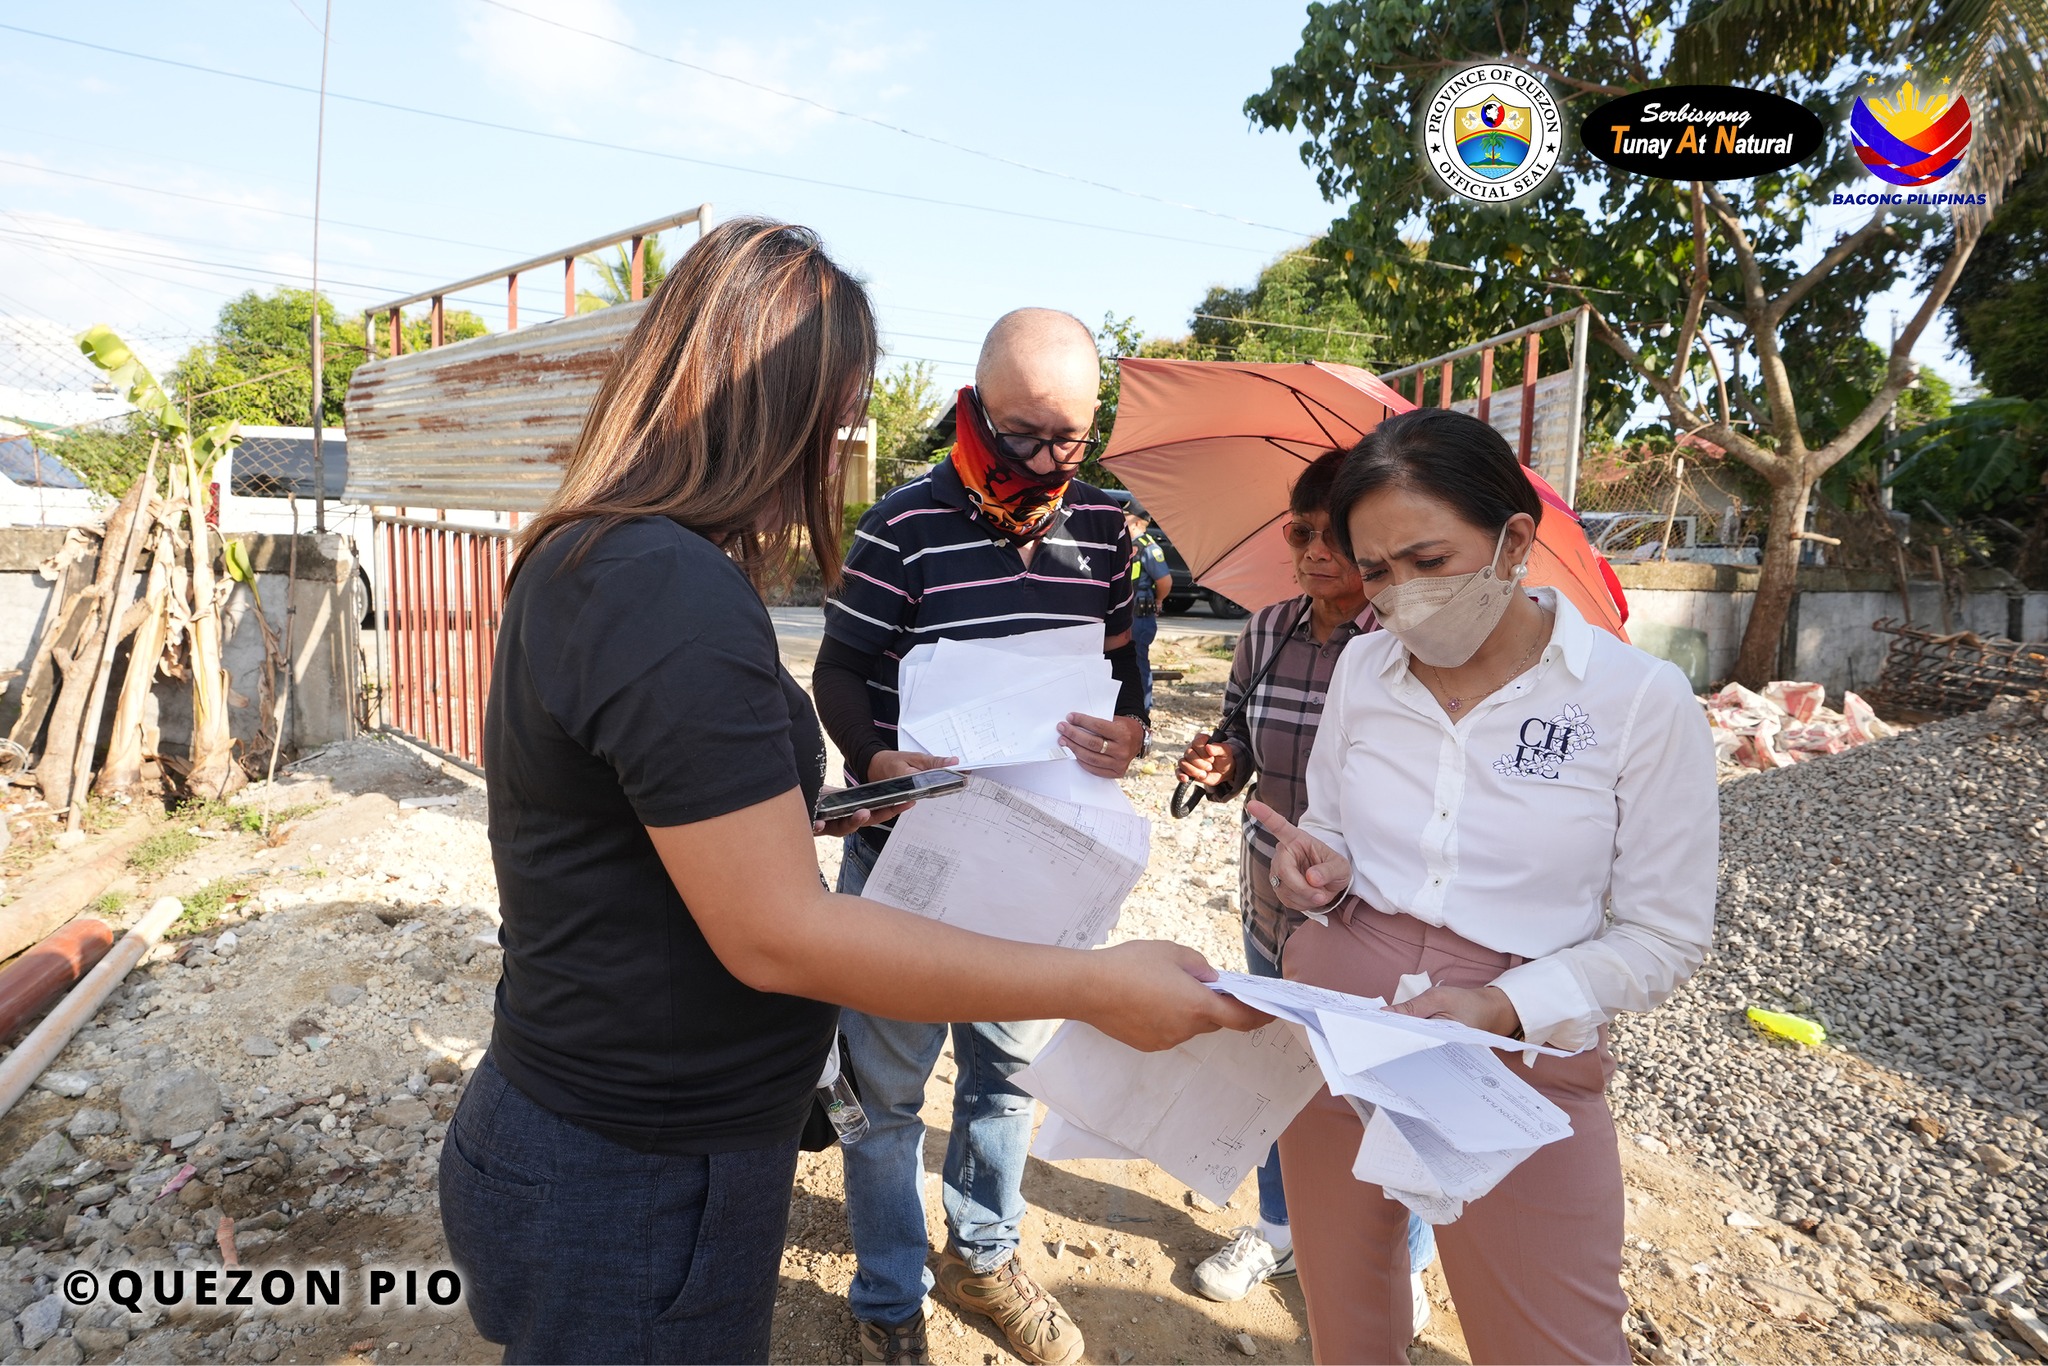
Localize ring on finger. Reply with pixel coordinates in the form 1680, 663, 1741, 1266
1269, 873, 1281, 888
1100, 737, 1109, 754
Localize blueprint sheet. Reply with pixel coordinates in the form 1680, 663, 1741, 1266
861, 776, 1149, 948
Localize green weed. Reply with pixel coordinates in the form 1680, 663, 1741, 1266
171, 877, 251, 937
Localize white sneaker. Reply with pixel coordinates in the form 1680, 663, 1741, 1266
1192, 1227, 1296, 1302
1410, 1268, 1431, 1339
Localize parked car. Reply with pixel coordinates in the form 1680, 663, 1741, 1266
1100, 488, 1247, 618
0, 432, 103, 528
215, 426, 375, 625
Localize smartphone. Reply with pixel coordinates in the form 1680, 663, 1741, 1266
813, 769, 968, 821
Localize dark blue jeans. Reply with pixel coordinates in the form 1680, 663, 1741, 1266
439, 1053, 801, 1364
1132, 610, 1158, 713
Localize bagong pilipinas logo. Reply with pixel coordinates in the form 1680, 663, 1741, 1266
1852, 77, 1971, 186
1424, 63, 1563, 204
1581, 84, 1824, 180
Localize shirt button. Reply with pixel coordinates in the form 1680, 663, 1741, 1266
1438, 811, 1449, 819
1432, 878, 1442, 886
1308, 693, 1324, 705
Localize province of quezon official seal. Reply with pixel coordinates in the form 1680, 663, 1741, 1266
1423, 63, 1564, 204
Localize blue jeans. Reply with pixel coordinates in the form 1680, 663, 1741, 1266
1131, 610, 1158, 713
837, 835, 1059, 1325
439, 1054, 799, 1364
1248, 931, 1435, 1273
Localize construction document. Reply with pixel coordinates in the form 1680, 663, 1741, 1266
860, 776, 1149, 948
897, 628, 1117, 767
1016, 1018, 1325, 1207
1019, 972, 1580, 1222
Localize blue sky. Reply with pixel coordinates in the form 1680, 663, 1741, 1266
0, 0, 1972, 422
0, 0, 1347, 400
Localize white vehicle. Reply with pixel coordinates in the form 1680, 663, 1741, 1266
216, 425, 376, 623
0, 430, 104, 528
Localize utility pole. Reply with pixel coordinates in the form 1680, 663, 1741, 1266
1881, 311, 1900, 512
309, 0, 335, 534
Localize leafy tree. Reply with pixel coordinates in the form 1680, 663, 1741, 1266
1947, 159, 2048, 400
869, 360, 943, 488
40, 418, 156, 499
576, 238, 671, 312
1160, 245, 1387, 368
1248, 0, 2047, 684
169, 289, 483, 431
1082, 314, 1147, 489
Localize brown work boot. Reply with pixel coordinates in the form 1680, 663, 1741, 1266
856, 1307, 930, 1365
935, 1246, 1084, 1365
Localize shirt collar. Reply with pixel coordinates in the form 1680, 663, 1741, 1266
1286, 595, 1376, 641
1371, 584, 1592, 680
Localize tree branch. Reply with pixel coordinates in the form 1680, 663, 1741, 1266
1583, 304, 1784, 479
1769, 209, 1894, 326
1669, 182, 1711, 394
1704, 184, 1805, 457
1811, 224, 1982, 474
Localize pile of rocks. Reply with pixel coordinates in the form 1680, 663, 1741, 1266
0, 774, 498, 1363
1612, 700, 2047, 1323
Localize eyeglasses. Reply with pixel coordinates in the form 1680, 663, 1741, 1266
1283, 521, 1336, 550
991, 429, 1105, 464
969, 389, 1102, 464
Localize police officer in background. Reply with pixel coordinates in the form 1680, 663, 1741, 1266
1125, 499, 1175, 713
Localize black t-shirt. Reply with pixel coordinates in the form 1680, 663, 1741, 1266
483, 516, 835, 1154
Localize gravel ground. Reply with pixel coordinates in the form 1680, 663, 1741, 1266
0, 631, 2033, 1363
1610, 696, 2047, 1329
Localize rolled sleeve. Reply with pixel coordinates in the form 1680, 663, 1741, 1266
1490, 663, 1719, 1050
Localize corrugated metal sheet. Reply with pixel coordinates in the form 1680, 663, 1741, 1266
343, 303, 645, 511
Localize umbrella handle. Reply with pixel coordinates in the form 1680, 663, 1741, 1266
1169, 779, 1206, 819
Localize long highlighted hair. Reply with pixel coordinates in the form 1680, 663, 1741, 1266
513, 217, 876, 589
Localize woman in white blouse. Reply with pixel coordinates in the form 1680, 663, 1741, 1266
1251, 408, 1717, 1365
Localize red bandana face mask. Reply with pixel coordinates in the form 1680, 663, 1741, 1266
949, 387, 1072, 541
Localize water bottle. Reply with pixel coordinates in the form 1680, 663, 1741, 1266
817, 1042, 869, 1146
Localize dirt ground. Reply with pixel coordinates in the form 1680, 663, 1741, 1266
0, 627, 1978, 1364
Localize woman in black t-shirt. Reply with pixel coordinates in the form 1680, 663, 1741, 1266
439, 218, 1264, 1365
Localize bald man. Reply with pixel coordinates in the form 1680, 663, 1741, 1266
815, 309, 1145, 1365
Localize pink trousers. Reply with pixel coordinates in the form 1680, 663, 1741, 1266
1276, 903, 1630, 1365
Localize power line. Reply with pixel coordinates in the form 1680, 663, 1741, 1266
1192, 312, 1388, 340
465, 0, 1319, 240
0, 156, 525, 256
0, 23, 1285, 257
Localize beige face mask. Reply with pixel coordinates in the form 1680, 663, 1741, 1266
1370, 524, 1527, 668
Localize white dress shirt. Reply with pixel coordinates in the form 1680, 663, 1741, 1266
1299, 587, 1718, 1050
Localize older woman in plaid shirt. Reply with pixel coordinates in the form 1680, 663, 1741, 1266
1175, 451, 1438, 1328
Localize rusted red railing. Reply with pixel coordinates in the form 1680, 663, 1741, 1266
1378, 305, 1592, 505
375, 516, 512, 771
360, 206, 712, 359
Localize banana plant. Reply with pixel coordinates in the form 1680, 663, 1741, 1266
76, 325, 247, 798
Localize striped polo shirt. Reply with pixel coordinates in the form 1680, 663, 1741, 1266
824, 456, 1136, 756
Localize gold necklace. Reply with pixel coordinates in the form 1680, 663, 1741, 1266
1421, 636, 1546, 713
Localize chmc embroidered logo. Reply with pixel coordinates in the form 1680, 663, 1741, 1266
1454, 98, 1532, 179
1851, 78, 1972, 186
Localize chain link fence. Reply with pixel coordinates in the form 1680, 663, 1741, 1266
1571, 445, 1767, 565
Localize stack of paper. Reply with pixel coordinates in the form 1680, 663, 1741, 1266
897, 625, 1118, 771
1016, 972, 1581, 1223
866, 622, 1151, 943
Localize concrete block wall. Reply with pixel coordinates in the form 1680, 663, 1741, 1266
1612, 561, 2047, 698
0, 528, 359, 771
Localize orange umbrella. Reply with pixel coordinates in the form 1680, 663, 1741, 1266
1101, 357, 1628, 639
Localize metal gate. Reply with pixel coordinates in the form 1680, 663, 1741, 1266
374, 516, 512, 771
